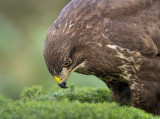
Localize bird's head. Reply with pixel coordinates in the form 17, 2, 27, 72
43, 26, 87, 88
50, 56, 74, 89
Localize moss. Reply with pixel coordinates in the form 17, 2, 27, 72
0, 86, 159, 119
20, 85, 111, 103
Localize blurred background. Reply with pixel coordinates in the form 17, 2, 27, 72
0, 0, 106, 99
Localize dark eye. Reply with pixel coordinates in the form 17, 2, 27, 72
64, 58, 72, 67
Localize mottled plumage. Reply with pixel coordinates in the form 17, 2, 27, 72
44, 0, 160, 114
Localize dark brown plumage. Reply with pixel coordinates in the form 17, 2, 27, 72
44, 0, 160, 114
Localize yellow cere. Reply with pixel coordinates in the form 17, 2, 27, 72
66, 67, 72, 77
54, 76, 62, 83
54, 67, 72, 83
65, 67, 72, 79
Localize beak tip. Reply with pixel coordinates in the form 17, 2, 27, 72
58, 82, 68, 88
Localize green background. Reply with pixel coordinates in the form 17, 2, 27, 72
0, 0, 105, 99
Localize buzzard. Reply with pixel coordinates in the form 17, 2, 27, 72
44, 0, 160, 115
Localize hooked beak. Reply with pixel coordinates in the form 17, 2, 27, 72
54, 67, 72, 88
58, 82, 67, 88
54, 76, 68, 88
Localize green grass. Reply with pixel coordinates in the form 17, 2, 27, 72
0, 86, 159, 119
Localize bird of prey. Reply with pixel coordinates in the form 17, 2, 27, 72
44, 0, 160, 115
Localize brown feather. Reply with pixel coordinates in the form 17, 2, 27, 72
44, 0, 160, 114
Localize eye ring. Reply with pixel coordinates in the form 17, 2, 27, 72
63, 58, 72, 67
64, 61, 70, 67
